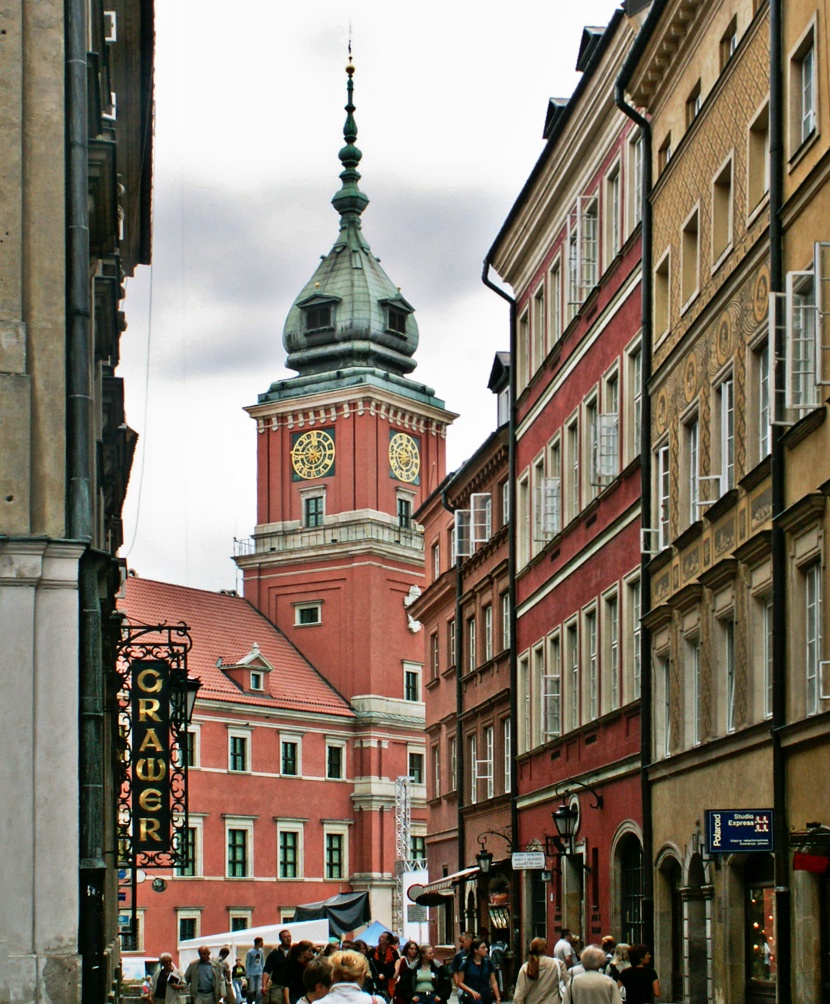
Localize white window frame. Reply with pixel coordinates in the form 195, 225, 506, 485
408, 747, 426, 786
469, 733, 478, 803
277, 821, 305, 879
604, 590, 620, 712
626, 573, 642, 702
711, 154, 734, 268
294, 601, 322, 627
625, 338, 643, 465
655, 441, 671, 550
482, 725, 495, 799
628, 129, 644, 232
584, 606, 599, 721
174, 817, 204, 878
326, 741, 346, 780
533, 282, 546, 371
471, 493, 493, 547
467, 615, 477, 674
484, 605, 493, 662
225, 817, 254, 879
228, 729, 251, 774
229, 911, 253, 933
403, 662, 423, 702
566, 619, 580, 732
177, 909, 201, 945
789, 21, 818, 154
323, 823, 349, 880
501, 592, 510, 651
502, 718, 511, 793
604, 161, 622, 262
544, 630, 562, 739
280, 733, 302, 777
550, 256, 563, 343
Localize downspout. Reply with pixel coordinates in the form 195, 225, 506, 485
440, 489, 466, 920
66, 1, 107, 1002
768, 0, 791, 997
481, 263, 519, 964
614, 79, 654, 949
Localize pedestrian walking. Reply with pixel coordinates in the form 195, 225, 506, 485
396, 945, 451, 1004
562, 947, 620, 1004
512, 938, 569, 1004
143, 953, 185, 1004
183, 946, 227, 1004
246, 938, 266, 1004
454, 939, 501, 1004
617, 946, 659, 1004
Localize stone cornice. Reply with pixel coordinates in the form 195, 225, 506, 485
245, 386, 457, 438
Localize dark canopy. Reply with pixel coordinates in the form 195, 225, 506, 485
292, 891, 370, 935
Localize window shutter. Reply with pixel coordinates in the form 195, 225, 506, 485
453, 510, 472, 560
785, 271, 818, 411
596, 414, 619, 478
470, 493, 492, 545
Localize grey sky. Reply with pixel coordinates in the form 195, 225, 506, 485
119, 0, 622, 590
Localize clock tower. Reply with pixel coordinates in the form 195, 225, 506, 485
235, 61, 455, 923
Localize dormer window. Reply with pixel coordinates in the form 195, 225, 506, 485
305, 304, 333, 331
250, 671, 264, 691
380, 295, 415, 338
387, 307, 407, 335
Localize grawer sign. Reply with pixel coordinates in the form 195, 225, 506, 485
131, 661, 173, 852
705, 809, 774, 854
116, 622, 197, 949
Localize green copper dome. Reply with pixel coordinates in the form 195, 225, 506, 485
282, 62, 419, 378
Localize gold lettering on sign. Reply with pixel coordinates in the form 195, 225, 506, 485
137, 667, 163, 693
135, 758, 167, 782
138, 698, 162, 722
138, 728, 164, 753
139, 788, 163, 812
139, 817, 162, 842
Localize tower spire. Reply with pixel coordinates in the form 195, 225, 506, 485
331, 52, 370, 224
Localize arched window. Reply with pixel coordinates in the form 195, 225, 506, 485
619, 834, 644, 945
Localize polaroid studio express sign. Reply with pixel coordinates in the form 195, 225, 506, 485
131, 661, 173, 853
706, 809, 774, 854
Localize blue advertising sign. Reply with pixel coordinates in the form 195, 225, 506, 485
706, 809, 774, 854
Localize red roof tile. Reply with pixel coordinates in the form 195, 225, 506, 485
120, 578, 353, 718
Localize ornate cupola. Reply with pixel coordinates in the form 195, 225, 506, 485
282, 61, 419, 380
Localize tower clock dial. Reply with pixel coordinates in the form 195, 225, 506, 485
291, 430, 336, 480
389, 432, 420, 483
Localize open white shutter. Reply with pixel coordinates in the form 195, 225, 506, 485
470, 493, 492, 545
453, 510, 472, 560
596, 414, 619, 478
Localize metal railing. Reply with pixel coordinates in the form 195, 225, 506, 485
233, 519, 424, 557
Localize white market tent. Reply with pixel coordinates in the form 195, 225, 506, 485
178, 919, 329, 970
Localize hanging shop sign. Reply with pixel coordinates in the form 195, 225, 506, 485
706, 809, 774, 854
132, 660, 173, 853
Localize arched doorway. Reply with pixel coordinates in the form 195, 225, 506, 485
685, 853, 709, 1003
619, 834, 644, 946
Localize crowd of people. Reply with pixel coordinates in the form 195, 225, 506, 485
140, 927, 657, 1004
513, 930, 660, 1004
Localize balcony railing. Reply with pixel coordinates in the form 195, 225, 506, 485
233, 519, 424, 557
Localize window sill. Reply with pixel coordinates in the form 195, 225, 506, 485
746, 192, 770, 229
679, 289, 700, 316
788, 127, 820, 171
710, 243, 733, 276
674, 519, 704, 551
703, 487, 739, 523
739, 454, 771, 491
783, 405, 825, 449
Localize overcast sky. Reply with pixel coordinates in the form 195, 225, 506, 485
119, 0, 623, 591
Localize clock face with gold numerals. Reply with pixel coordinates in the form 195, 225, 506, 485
291, 430, 336, 480
389, 432, 420, 484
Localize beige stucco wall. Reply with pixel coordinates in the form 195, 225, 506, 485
0, 0, 67, 539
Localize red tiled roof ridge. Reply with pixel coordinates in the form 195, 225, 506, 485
120, 577, 353, 718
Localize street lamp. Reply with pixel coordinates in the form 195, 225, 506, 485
552, 802, 579, 855
171, 674, 202, 728
476, 837, 494, 874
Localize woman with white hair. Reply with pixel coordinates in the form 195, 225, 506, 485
562, 947, 621, 1004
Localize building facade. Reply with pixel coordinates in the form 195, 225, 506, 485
232, 63, 454, 930
0, 1, 153, 1001
620, 0, 830, 1000
122, 578, 365, 957
410, 360, 511, 954
487, 14, 645, 952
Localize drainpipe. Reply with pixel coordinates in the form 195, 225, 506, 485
614, 79, 654, 949
768, 0, 791, 997
481, 262, 519, 965
442, 487, 467, 889
66, 0, 107, 1001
